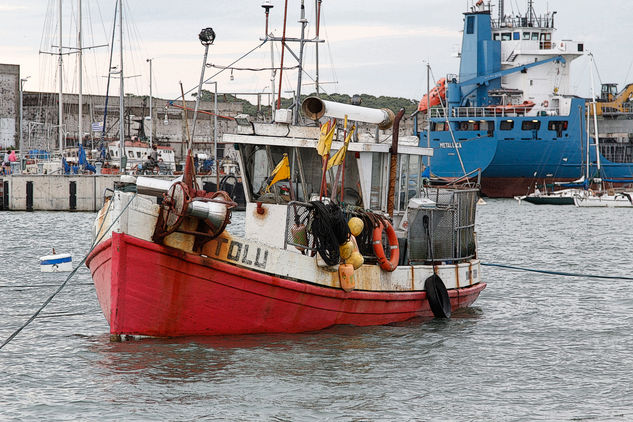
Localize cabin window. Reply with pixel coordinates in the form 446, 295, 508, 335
493, 33, 500, 41
136, 151, 141, 158
127, 151, 134, 158
523, 32, 531, 40
500, 120, 514, 130
479, 121, 494, 135
531, 32, 539, 40
513, 32, 520, 40
501, 33, 512, 41
370, 153, 384, 209
548, 120, 568, 137
240, 144, 362, 206
466, 16, 474, 34
521, 120, 541, 131
578, 43, 584, 52
432, 122, 447, 131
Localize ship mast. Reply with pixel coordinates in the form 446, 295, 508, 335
119, 0, 125, 171
58, 0, 64, 155
77, 0, 83, 146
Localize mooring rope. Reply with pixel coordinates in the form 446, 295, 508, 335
0, 193, 136, 351
482, 262, 633, 281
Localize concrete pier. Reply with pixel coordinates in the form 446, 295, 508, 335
0, 174, 225, 211
0, 174, 119, 211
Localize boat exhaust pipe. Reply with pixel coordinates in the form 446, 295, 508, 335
135, 177, 175, 197
301, 96, 395, 130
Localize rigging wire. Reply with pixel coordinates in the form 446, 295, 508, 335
0, 193, 135, 351
482, 262, 633, 281
176, 40, 268, 102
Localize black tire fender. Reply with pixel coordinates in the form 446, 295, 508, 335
424, 274, 451, 319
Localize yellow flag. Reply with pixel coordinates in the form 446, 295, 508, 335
265, 153, 290, 192
327, 125, 355, 170
317, 119, 336, 157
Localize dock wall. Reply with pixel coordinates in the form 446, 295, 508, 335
0, 174, 222, 212
1, 175, 118, 211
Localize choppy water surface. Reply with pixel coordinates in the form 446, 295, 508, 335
1, 202, 632, 421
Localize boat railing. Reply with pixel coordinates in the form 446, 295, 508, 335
431, 107, 560, 119
491, 15, 555, 30
407, 187, 479, 264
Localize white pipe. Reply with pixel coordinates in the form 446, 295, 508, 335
301, 96, 394, 129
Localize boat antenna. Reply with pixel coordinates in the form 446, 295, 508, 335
262, 1, 273, 36
315, 0, 322, 95
498, 0, 504, 24
276, 0, 289, 110
294, 0, 308, 125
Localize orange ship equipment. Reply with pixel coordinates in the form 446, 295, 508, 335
418, 78, 446, 113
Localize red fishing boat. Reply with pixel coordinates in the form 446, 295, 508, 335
85, 2, 485, 338
85, 95, 485, 338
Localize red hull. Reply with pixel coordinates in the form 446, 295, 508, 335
481, 176, 577, 198
86, 232, 486, 336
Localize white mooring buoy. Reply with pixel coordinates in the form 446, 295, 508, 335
40, 249, 73, 272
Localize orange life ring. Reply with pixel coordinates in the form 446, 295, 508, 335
542, 100, 549, 108
372, 221, 399, 272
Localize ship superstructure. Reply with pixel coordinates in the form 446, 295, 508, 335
418, 1, 633, 197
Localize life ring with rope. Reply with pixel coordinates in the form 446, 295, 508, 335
372, 221, 399, 272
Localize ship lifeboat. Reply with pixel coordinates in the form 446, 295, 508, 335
485, 100, 535, 115
418, 78, 446, 113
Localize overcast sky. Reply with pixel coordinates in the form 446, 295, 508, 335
1, 0, 631, 104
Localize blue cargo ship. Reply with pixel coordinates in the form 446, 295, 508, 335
416, 1, 633, 197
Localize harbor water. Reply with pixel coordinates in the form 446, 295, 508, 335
1, 201, 632, 421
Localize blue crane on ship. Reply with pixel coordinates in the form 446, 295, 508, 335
446, 55, 566, 108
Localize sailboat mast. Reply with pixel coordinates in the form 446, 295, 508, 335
147, 58, 153, 147
119, 0, 125, 170
58, 0, 64, 155
78, 0, 83, 146
589, 54, 601, 185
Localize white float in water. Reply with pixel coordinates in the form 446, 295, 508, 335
40, 251, 73, 272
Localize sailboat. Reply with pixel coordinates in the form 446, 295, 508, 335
574, 56, 633, 208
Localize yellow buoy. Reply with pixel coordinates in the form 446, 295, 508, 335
339, 240, 355, 260
348, 217, 364, 237
346, 250, 364, 270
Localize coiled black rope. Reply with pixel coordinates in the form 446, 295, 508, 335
309, 201, 350, 266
